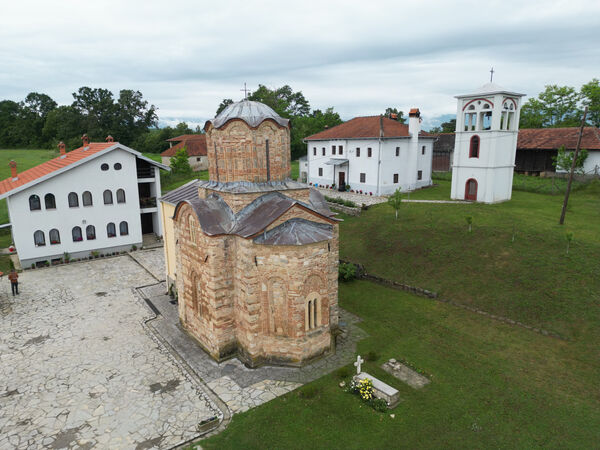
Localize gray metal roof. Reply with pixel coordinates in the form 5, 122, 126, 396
159, 179, 200, 205
209, 100, 290, 129
455, 82, 525, 98
197, 179, 307, 193
253, 218, 333, 246
324, 158, 349, 166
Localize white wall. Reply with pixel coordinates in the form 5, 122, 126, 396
9, 148, 144, 264
307, 137, 434, 195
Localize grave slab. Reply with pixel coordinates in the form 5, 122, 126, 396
382, 359, 430, 389
353, 372, 400, 408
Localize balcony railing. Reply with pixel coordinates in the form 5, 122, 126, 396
139, 197, 157, 208
137, 167, 155, 178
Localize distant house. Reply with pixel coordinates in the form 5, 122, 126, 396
0, 136, 169, 267
515, 127, 600, 175
304, 110, 435, 194
161, 134, 208, 171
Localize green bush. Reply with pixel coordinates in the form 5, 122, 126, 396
365, 350, 379, 362
298, 385, 321, 399
369, 398, 389, 412
335, 366, 352, 379
339, 263, 357, 282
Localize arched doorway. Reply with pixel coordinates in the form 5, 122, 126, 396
465, 178, 478, 201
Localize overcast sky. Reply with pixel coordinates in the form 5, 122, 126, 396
2, 0, 599, 129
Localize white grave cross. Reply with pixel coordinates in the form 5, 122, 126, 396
354, 355, 364, 374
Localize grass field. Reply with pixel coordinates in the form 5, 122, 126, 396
203, 181, 600, 449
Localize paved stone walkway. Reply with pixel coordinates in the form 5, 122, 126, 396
0, 257, 219, 450
128, 248, 166, 281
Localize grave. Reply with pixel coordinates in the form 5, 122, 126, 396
382, 358, 430, 389
352, 355, 400, 408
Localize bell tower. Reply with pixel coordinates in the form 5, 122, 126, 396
450, 82, 525, 203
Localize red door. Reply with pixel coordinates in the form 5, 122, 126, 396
465, 179, 477, 201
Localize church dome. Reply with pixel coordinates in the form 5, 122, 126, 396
210, 99, 290, 129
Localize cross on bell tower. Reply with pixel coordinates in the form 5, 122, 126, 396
490, 67, 495, 83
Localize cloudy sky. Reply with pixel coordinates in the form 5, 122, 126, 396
2, 0, 599, 129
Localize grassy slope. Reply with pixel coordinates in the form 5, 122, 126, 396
204, 181, 600, 449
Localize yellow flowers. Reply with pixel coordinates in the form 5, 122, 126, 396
357, 378, 373, 401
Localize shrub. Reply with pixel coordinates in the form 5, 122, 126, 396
131, 245, 137, 251
298, 385, 321, 399
369, 398, 389, 412
339, 263, 357, 282
336, 366, 352, 379
365, 350, 379, 362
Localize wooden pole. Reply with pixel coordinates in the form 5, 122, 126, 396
559, 107, 588, 225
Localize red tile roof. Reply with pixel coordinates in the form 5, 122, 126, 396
166, 134, 206, 142
0, 143, 115, 196
304, 116, 431, 141
517, 127, 600, 150
161, 135, 207, 157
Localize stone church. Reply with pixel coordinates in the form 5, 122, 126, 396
168, 100, 339, 368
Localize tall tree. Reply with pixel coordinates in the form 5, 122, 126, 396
113, 89, 157, 143
216, 99, 234, 116
520, 84, 581, 128
248, 84, 310, 117
72, 87, 116, 139
42, 105, 85, 149
581, 78, 600, 127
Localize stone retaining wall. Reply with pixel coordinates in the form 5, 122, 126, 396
326, 202, 361, 217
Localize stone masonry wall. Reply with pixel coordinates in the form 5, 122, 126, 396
206, 119, 291, 183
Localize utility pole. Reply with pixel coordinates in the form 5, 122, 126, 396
559, 106, 588, 225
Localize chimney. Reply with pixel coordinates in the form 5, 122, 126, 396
324, 125, 329, 130
106, 135, 114, 143
408, 108, 421, 137
9, 160, 17, 180
390, 113, 398, 120
58, 141, 66, 157
82, 134, 90, 146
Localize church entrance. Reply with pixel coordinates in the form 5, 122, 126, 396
338, 172, 345, 191
465, 178, 478, 201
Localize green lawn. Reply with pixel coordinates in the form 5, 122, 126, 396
291, 159, 299, 180
203, 181, 600, 449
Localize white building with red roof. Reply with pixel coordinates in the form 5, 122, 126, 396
160, 134, 208, 171
304, 109, 435, 195
0, 135, 169, 267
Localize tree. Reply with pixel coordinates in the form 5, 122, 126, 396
384, 108, 406, 123
42, 105, 84, 149
291, 108, 343, 160
170, 147, 192, 174
387, 189, 402, 220
72, 87, 116, 138
113, 89, 157, 143
248, 84, 310, 117
520, 85, 581, 128
581, 78, 600, 127
216, 99, 233, 116
441, 119, 456, 133
553, 145, 589, 174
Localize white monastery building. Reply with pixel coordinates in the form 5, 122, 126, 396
304, 110, 435, 195
0, 135, 169, 267
451, 82, 525, 203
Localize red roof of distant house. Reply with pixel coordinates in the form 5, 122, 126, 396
304, 116, 431, 141
517, 127, 600, 150
161, 134, 207, 157
0, 142, 114, 196
166, 134, 206, 142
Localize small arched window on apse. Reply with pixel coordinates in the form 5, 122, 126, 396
103, 190, 113, 205
305, 293, 321, 331
68, 192, 79, 208
469, 135, 480, 158
49, 228, 60, 245
82, 191, 93, 206
188, 214, 197, 244
44, 193, 56, 209
116, 189, 126, 204
191, 272, 202, 317
29, 194, 41, 211
33, 230, 45, 246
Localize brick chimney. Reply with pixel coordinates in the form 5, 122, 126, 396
408, 108, 421, 137
58, 141, 66, 156
390, 113, 398, 120
82, 134, 90, 146
106, 135, 114, 143
9, 160, 17, 180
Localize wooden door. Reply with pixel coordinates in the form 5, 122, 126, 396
465, 178, 478, 201
338, 172, 345, 191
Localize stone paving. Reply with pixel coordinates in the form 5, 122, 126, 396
0, 257, 219, 450
128, 248, 166, 281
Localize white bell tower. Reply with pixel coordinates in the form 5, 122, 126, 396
450, 81, 525, 203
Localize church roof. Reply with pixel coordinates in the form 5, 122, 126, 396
207, 100, 290, 130
304, 116, 433, 141
159, 179, 200, 205
174, 190, 337, 241
253, 218, 333, 245
455, 82, 525, 98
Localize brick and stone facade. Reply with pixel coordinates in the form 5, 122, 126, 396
170, 100, 339, 368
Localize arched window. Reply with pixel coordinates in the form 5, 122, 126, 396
188, 215, 196, 243
191, 272, 202, 317
72, 226, 83, 242
305, 295, 320, 331
469, 135, 480, 158
44, 193, 56, 209
68, 192, 79, 208
107, 222, 116, 238
116, 189, 126, 204
49, 229, 60, 244
103, 190, 113, 205
34, 230, 45, 246
86, 225, 96, 240
29, 195, 41, 211
82, 191, 93, 206
119, 221, 129, 236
